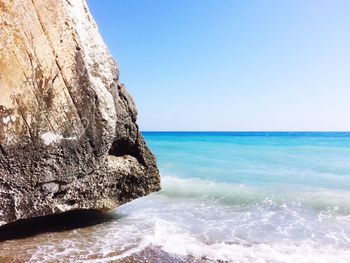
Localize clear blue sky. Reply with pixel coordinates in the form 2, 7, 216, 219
87, 0, 350, 131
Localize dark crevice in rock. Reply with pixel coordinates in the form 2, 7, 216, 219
13, 97, 35, 144
52, 190, 67, 199
0, 144, 6, 155
0, 209, 120, 242
108, 138, 146, 166
52, 73, 59, 84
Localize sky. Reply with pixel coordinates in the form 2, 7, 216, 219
87, 0, 350, 131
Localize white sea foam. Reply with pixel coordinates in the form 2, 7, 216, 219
159, 175, 350, 214
6, 176, 350, 263
160, 175, 263, 204
71, 218, 350, 263
78, 176, 350, 262
137, 218, 350, 263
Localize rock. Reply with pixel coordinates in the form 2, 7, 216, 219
0, 0, 160, 226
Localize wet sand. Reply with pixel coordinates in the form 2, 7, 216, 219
0, 210, 215, 263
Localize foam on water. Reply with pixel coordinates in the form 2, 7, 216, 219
134, 219, 350, 263
2, 132, 350, 262
80, 217, 350, 263
4, 173, 350, 262
160, 175, 350, 214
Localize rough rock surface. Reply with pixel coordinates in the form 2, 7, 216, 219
0, 0, 160, 226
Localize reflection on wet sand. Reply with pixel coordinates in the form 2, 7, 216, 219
0, 210, 201, 263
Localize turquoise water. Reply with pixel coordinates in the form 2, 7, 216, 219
11, 132, 350, 262
145, 132, 350, 191
116, 132, 350, 262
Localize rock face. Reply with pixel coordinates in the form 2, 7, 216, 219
0, 0, 160, 226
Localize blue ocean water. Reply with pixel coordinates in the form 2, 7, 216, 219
115, 131, 350, 262
144, 132, 350, 191
6, 132, 350, 262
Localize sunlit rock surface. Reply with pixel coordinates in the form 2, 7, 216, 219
0, 0, 160, 226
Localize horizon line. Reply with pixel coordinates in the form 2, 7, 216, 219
140, 130, 350, 133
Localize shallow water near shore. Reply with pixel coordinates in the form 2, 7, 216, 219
1, 132, 350, 262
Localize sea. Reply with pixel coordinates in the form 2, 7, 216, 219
1, 132, 350, 262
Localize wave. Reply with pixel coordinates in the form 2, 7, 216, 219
158, 176, 350, 214
159, 176, 264, 204
143, 219, 350, 263
83, 218, 350, 263
22, 175, 350, 263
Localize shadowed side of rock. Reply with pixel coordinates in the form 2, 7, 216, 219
0, 0, 160, 226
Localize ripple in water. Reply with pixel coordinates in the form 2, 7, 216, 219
1, 132, 350, 262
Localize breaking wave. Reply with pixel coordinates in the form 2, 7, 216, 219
159, 175, 350, 214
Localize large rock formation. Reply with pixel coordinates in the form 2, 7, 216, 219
0, 0, 160, 226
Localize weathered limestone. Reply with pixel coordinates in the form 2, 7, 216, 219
0, 0, 160, 226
